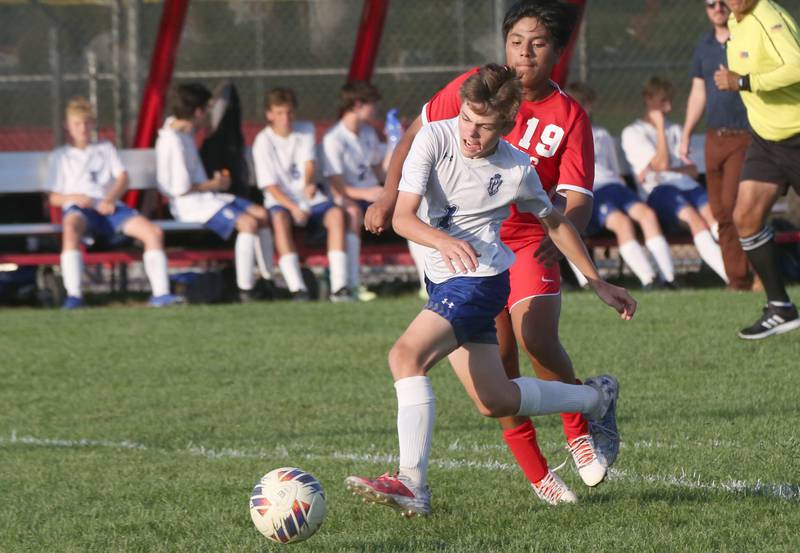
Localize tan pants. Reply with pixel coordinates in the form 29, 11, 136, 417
705, 129, 752, 290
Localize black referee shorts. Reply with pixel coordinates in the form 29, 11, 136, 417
740, 131, 800, 195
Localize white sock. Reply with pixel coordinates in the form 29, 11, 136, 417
346, 232, 361, 289
60, 250, 83, 298
567, 260, 589, 287
327, 250, 348, 293
278, 253, 306, 292
693, 229, 729, 283
235, 232, 257, 291
513, 377, 600, 417
645, 235, 676, 282
254, 228, 274, 280
395, 376, 436, 488
619, 240, 656, 286
407, 240, 428, 289
143, 249, 170, 297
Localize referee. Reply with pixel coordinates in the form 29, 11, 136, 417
714, 0, 800, 339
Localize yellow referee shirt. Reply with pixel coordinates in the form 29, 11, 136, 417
727, 0, 800, 141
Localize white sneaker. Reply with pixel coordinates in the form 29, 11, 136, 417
531, 470, 577, 506
567, 434, 607, 487
354, 285, 377, 302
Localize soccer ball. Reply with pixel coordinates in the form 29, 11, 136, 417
249, 467, 326, 544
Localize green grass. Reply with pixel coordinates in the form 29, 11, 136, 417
1, 288, 799, 552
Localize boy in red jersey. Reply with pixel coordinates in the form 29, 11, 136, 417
365, 0, 609, 504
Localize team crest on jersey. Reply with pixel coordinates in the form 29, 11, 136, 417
436, 204, 458, 230
487, 174, 502, 196
290, 163, 301, 180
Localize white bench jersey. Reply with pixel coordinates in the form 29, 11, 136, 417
252, 122, 326, 209
156, 117, 235, 223
47, 141, 125, 207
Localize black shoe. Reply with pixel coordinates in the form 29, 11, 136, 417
738, 303, 800, 340
239, 289, 257, 303
256, 279, 277, 301
291, 290, 310, 302
329, 287, 354, 303
661, 279, 679, 290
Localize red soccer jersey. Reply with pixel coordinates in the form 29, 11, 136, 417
423, 67, 594, 246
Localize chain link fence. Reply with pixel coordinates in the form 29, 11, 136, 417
2, 0, 799, 151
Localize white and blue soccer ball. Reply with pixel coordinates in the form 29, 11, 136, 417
249, 467, 326, 544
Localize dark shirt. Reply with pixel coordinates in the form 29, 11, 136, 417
690, 30, 750, 130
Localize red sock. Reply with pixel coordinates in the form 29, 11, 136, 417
561, 378, 590, 442
503, 420, 548, 484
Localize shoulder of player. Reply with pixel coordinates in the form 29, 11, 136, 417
321, 123, 343, 145
620, 120, 646, 144
412, 119, 449, 152
753, 0, 787, 23
498, 138, 531, 166
49, 144, 70, 159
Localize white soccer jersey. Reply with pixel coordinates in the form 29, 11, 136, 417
592, 126, 625, 190
398, 117, 553, 283
47, 141, 126, 207
155, 117, 235, 223
252, 122, 326, 209
621, 119, 701, 196
321, 120, 385, 189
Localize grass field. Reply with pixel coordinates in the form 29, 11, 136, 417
1, 287, 799, 552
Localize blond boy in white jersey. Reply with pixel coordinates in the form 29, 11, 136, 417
47, 97, 181, 309
322, 81, 386, 300
345, 65, 637, 515
252, 87, 350, 301
156, 83, 275, 302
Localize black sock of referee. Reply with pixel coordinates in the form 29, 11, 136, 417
740, 226, 792, 305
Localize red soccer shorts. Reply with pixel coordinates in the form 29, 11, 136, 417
506, 239, 561, 311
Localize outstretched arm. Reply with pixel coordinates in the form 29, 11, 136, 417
540, 209, 637, 320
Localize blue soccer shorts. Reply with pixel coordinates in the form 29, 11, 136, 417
424, 271, 510, 345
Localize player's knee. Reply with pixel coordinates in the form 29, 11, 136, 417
237, 214, 258, 234
733, 202, 759, 236
253, 206, 269, 225
473, 393, 515, 418
388, 341, 424, 379
147, 223, 164, 245
326, 206, 345, 226
638, 205, 658, 227
62, 217, 84, 247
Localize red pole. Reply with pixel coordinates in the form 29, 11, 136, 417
126, 0, 190, 207
347, 0, 390, 82
551, 0, 587, 87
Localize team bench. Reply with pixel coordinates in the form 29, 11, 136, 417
1, 147, 796, 286
0, 150, 414, 273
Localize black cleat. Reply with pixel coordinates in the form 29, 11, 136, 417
291, 290, 311, 302
738, 303, 800, 340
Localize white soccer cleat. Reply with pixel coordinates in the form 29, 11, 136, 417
344, 472, 431, 517
585, 375, 620, 467
567, 434, 607, 487
531, 469, 578, 506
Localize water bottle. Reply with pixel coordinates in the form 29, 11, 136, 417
384, 108, 403, 154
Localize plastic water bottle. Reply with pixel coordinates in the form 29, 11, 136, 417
384, 108, 403, 154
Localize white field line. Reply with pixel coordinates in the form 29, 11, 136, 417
2, 431, 797, 502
